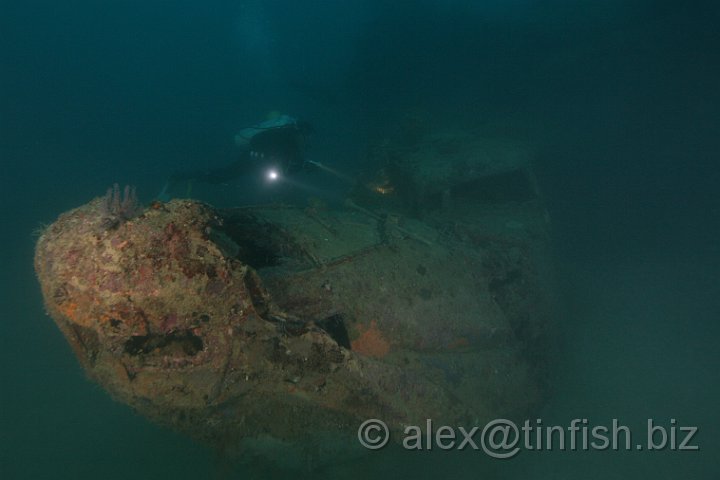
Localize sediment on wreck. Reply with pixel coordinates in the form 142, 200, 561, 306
34, 133, 555, 467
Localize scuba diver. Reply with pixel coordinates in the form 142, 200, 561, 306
159, 114, 315, 199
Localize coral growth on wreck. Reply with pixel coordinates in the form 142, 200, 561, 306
100, 183, 142, 229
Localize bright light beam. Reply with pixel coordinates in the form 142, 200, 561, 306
307, 160, 355, 184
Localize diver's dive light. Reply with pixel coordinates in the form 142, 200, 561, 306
266, 168, 279, 182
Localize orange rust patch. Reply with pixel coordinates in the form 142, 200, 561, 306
351, 320, 390, 358
59, 302, 79, 322
447, 337, 470, 349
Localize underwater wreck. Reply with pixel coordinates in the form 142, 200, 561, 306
34, 131, 555, 467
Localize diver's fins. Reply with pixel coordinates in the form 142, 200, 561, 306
157, 179, 194, 201
156, 181, 171, 202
